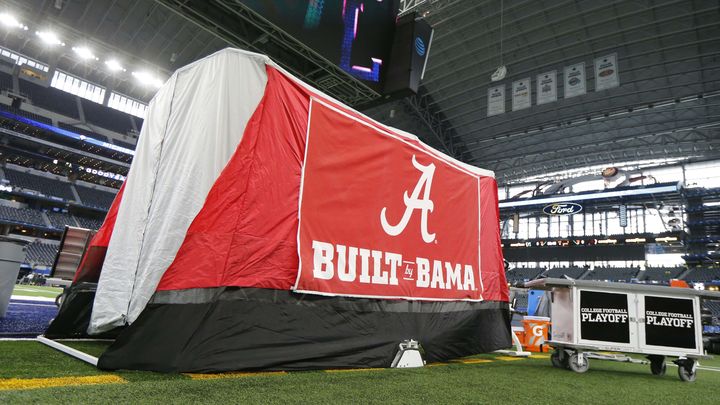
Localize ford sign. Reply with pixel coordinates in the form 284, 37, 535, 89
543, 202, 583, 215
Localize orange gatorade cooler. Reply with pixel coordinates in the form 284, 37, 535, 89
522, 316, 551, 352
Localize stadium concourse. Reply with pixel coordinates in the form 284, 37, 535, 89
0, 0, 719, 402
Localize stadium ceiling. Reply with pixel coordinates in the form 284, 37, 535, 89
1, 0, 719, 184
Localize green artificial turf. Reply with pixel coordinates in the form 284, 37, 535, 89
11, 285, 63, 299
1, 341, 719, 404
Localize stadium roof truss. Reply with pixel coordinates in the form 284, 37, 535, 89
0, 0, 717, 182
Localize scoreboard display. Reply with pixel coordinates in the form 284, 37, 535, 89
242, 0, 399, 90
502, 233, 683, 261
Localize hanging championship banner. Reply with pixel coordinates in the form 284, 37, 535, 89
564, 62, 586, 98
487, 85, 505, 116
512, 78, 531, 111
536, 71, 557, 105
594, 53, 619, 91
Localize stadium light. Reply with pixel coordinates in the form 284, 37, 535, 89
132, 71, 163, 88
72, 46, 98, 61
0, 13, 28, 30
105, 59, 125, 72
36, 30, 65, 46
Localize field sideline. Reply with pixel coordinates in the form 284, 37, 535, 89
0, 341, 719, 404
11, 285, 63, 299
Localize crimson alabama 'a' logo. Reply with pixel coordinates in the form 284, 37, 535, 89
380, 155, 436, 243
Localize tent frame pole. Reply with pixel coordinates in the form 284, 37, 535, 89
36, 335, 99, 366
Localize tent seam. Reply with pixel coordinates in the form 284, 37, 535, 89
123, 74, 180, 322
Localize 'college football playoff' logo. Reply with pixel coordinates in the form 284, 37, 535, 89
380, 155, 436, 243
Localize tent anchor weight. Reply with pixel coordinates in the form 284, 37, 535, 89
494, 329, 531, 357
36, 335, 99, 367
391, 339, 426, 368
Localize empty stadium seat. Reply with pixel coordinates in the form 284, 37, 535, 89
73, 215, 103, 230
583, 267, 640, 282
641, 267, 685, 282
45, 211, 78, 230
0, 103, 52, 125
0, 205, 46, 227
19, 80, 80, 119
81, 98, 134, 134
0, 70, 12, 91
75, 185, 116, 209
112, 138, 136, 150
23, 240, 59, 267
58, 122, 109, 142
506, 267, 544, 284
683, 268, 720, 282
544, 267, 587, 279
2, 168, 75, 201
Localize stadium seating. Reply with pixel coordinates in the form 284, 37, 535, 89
75, 185, 116, 209
58, 122, 109, 142
74, 215, 103, 230
0, 103, 52, 125
0, 70, 12, 92
19, 79, 80, 119
81, 98, 134, 135
45, 211, 78, 229
583, 267, 640, 282
543, 267, 587, 279
2, 168, 75, 201
24, 240, 59, 267
704, 300, 720, 324
683, 268, 720, 282
506, 267, 544, 284
0, 205, 47, 227
510, 289, 529, 313
113, 138, 136, 150
641, 267, 685, 282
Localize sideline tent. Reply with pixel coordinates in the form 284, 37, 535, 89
47, 48, 510, 372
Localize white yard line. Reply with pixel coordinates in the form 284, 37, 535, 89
667, 363, 720, 372
10, 295, 56, 302
9, 302, 56, 307
14, 287, 61, 293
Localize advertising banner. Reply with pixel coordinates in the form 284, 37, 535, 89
487, 85, 505, 116
594, 53, 619, 91
644, 296, 696, 349
564, 62, 586, 98
536, 71, 557, 105
579, 290, 630, 343
296, 100, 489, 301
512, 78, 531, 111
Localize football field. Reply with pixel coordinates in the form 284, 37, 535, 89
1, 340, 719, 404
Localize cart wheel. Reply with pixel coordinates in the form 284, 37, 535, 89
647, 355, 666, 376
568, 352, 589, 373
676, 360, 697, 382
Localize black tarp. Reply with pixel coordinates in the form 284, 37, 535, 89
44, 282, 121, 339
99, 287, 511, 372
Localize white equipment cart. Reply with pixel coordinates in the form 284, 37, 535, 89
525, 278, 720, 382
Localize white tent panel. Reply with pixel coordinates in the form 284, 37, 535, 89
90, 50, 269, 333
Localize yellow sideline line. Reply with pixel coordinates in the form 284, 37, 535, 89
495, 356, 525, 361
325, 368, 385, 373
155, 353, 546, 381
185, 371, 287, 380
0, 375, 125, 391
456, 359, 494, 364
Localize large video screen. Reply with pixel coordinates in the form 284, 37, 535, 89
242, 1, 398, 89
